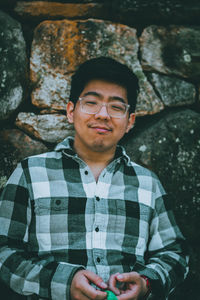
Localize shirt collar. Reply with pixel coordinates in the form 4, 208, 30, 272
55, 136, 130, 165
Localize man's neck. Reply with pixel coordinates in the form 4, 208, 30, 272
73, 139, 116, 181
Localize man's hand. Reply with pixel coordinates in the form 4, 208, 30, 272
108, 272, 148, 300
70, 269, 108, 300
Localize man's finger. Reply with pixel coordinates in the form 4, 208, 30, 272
80, 271, 107, 299
108, 273, 121, 295
116, 272, 140, 283
84, 270, 108, 289
71, 270, 107, 300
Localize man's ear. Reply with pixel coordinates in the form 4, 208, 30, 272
66, 101, 75, 124
126, 113, 136, 133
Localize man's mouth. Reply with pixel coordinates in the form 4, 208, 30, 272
88, 124, 112, 133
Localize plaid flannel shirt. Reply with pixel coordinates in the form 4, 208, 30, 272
0, 137, 189, 300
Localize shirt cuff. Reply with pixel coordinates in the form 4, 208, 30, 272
50, 262, 85, 300
133, 262, 165, 300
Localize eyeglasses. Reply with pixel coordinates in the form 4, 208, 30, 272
79, 97, 130, 118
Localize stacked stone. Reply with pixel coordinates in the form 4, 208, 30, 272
0, 1, 200, 299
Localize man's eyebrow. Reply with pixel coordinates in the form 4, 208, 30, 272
82, 92, 127, 103
82, 91, 101, 97
109, 96, 126, 104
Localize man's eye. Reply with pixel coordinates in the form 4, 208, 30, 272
110, 104, 124, 111
85, 100, 98, 105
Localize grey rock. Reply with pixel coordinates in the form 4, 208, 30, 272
123, 109, 200, 298
148, 73, 196, 107
123, 109, 200, 243
15, 112, 74, 143
140, 25, 200, 80
0, 10, 27, 120
135, 70, 164, 115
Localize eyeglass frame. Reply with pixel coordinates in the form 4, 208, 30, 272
78, 97, 130, 118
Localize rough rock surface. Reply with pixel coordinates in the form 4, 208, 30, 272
0, 129, 48, 192
124, 109, 200, 239
112, 0, 200, 25
15, 112, 74, 143
123, 109, 200, 299
0, 11, 27, 120
30, 18, 163, 116
14, 2, 106, 21
140, 25, 200, 80
147, 73, 196, 107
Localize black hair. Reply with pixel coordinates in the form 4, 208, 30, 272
69, 56, 139, 113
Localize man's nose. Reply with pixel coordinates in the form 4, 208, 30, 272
95, 104, 110, 119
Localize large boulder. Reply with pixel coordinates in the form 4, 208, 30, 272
0, 10, 27, 121
123, 108, 200, 299
30, 19, 162, 114
123, 109, 200, 241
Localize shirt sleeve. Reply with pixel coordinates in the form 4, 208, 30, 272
0, 163, 84, 299
134, 177, 189, 300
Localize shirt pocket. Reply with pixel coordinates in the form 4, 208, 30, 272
34, 197, 69, 249
35, 197, 68, 214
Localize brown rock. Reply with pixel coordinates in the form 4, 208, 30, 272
0, 129, 48, 160
0, 129, 48, 191
15, 112, 74, 143
14, 1, 106, 21
30, 18, 163, 116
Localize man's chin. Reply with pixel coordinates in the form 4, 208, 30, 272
91, 140, 113, 153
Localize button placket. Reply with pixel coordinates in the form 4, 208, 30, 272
93, 206, 102, 254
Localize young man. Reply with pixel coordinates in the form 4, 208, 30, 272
0, 57, 188, 300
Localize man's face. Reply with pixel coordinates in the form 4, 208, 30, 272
67, 79, 135, 154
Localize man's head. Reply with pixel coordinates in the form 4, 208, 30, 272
69, 56, 139, 114
67, 57, 139, 156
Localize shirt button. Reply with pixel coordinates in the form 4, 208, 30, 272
55, 199, 61, 205
95, 227, 99, 232
96, 196, 100, 201
96, 257, 101, 263
85, 170, 88, 175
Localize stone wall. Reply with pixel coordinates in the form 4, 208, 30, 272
0, 1, 200, 299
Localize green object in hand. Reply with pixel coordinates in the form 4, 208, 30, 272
106, 290, 118, 300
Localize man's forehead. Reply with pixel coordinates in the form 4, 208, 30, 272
81, 79, 128, 102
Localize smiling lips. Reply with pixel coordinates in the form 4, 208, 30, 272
88, 124, 112, 133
